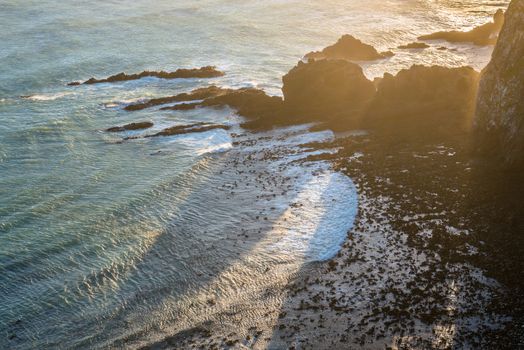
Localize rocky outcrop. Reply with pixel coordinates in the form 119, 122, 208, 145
106, 121, 153, 132
364, 65, 480, 137
419, 10, 505, 46
199, 88, 283, 121
282, 59, 375, 127
68, 66, 224, 86
304, 35, 393, 61
474, 0, 524, 167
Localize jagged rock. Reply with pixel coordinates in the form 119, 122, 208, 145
68, 66, 224, 86
125, 86, 233, 111
282, 59, 375, 127
364, 65, 479, 137
106, 121, 153, 132
474, 0, 524, 167
398, 42, 430, 49
419, 10, 505, 46
304, 35, 393, 61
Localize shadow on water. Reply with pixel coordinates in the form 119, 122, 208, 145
71, 129, 357, 349
94, 129, 357, 350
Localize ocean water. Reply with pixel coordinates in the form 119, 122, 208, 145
0, 1, 508, 349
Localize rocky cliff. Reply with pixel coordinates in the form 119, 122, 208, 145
475, 0, 524, 168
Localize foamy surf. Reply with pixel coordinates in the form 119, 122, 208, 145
21, 92, 74, 101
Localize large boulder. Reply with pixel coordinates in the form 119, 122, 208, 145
474, 0, 524, 168
282, 59, 375, 127
304, 34, 393, 61
364, 65, 479, 138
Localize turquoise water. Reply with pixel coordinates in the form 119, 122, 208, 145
0, 1, 508, 348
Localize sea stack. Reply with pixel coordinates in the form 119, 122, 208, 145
474, 0, 524, 168
282, 59, 375, 127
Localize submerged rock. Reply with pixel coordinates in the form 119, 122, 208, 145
147, 123, 231, 138
123, 122, 230, 140
364, 65, 479, 137
304, 35, 393, 61
474, 0, 524, 168
398, 42, 430, 49
106, 121, 153, 132
282, 59, 375, 127
419, 10, 505, 46
125, 86, 233, 111
68, 66, 224, 86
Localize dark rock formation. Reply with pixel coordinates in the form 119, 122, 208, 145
160, 102, 201, 111
124, 122, 230, 140
281, 59, 375, 128
125, 86, 233, 111
106, 121, 153, 132
68, 66, 224, 86
474, 0, 524, 168
419, 10, 505, 46
364, 65, 479, 138
199, 88, 283, 120
148, 123, 231, 138
398, 42, 430, 49
126, 84, 284, 130
304, 35, 393, 61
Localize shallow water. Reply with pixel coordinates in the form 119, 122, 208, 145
0, 0, 508, 348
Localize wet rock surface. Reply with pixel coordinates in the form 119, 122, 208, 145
305, 34, 393, 61
68, 66, 224, 86
269, 132, 524, 349
419, 10, 505, 46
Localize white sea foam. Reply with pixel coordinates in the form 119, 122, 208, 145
265, 166, 358, 262
21, 92, 74, 101
165, 128, 233, 155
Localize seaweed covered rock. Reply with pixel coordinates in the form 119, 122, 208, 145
364, 65, 480, 138
282, 59, 375, 127
419, 10, 505, 46
304, 35, 393, 61
475, 0, 524, 168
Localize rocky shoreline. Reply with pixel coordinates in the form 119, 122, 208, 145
87, 1, 523, 348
